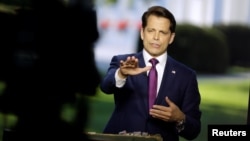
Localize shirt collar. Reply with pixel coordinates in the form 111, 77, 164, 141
143, 49, 167, 66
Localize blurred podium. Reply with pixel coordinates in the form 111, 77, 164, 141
87, 132, 163, 141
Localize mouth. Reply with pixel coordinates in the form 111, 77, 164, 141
151, 43, 160, 48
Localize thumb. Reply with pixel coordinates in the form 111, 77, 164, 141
165, 96, 173, 106
140, 66, 151, 73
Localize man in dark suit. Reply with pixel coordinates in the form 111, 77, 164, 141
100, 6, 201, 141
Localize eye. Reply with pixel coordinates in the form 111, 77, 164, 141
147, 29, 154, 32
160, 31, 167, 34
161, 30, 171, 34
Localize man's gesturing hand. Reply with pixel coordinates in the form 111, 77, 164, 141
149, 97, 186, 122
118, 56, 151, 78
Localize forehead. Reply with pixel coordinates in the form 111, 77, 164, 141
146, 15, 171, 30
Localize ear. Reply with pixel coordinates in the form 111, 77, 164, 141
169, 33, 175, 44
140, 28, 144, 40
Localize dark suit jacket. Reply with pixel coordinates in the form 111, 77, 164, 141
100, 51, 201, 141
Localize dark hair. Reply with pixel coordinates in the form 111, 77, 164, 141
141, 5, 176, 33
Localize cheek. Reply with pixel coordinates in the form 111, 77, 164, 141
143, 34, 154, 41
162, 37, 172, 44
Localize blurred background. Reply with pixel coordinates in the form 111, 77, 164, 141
94, 0, 250, 72
0, 0, 250, 141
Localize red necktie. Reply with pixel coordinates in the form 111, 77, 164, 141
148, 58, 159, 109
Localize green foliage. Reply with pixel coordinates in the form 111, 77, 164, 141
105, 0, 118, 5
0, 81, 6, 96
214, 24, 250, 67
168, 24, 229, 74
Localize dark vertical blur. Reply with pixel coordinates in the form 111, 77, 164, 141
0, 0, 100, 140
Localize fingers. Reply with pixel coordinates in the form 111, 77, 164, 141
120, 56, 138, 67
125, 56, 138, 66
150, 107, 171, 121
119, 56, 151, 76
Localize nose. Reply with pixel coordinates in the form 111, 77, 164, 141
153, 32, 159, 40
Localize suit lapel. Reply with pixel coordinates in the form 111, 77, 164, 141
155, 56, 176, 106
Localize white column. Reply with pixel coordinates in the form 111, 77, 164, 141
222, 0, 250, 25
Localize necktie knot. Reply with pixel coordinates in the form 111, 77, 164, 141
149, 58, 159, 67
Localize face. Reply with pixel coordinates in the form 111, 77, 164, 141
141, 15, 175, 57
